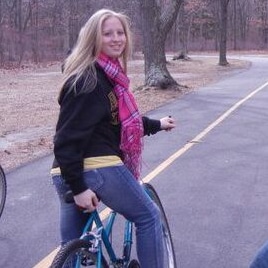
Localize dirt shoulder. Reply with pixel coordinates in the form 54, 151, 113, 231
0, 54, 250, 172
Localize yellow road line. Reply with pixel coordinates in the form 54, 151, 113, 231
33, 248, 59, 268
33, 80, 268, 268
143, 80, 268, 182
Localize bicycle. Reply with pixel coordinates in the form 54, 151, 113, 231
0, 165, 7, 218
50, 182, 177, 268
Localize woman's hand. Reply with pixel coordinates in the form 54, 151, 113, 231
74, 188, 99, 212
160, 116, 176, 131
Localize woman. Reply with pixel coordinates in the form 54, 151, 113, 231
51, 9, 175, 267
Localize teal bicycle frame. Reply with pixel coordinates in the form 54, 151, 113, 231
52, 182, 177, 268
77, 208, 134, 267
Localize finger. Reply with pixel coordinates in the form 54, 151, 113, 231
77, 204, 86, 211
83, 206, 94, 213
83, 209, 92, 214
76, 201, 93, 211
92, 196, 99, 207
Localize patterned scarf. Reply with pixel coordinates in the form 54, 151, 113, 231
97, 53, 144, 179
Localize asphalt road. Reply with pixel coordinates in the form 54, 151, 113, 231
0, 55, 268, 268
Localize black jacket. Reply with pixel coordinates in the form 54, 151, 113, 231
52, 65, 161, 194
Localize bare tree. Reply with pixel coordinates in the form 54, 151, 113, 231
1, 0, 268, 67
30, 0, 39, 64
232, 0, 237, 50
174, 0, 208, 58
0, 0, 4, 65
13, 0, 32, 65
255, 0, 268, 46
218, 0, 230, 66
177, 0, 188, 59
139, 0, 183, 88
68, 0, 79, 49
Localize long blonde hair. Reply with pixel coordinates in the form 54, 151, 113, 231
60, 9, 133, 95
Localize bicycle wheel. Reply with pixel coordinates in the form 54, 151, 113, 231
0, 165, 7, 218
143, 183, 177, 268
50, 239, 109, 268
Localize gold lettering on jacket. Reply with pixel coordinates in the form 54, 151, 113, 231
108, 91, 119, 125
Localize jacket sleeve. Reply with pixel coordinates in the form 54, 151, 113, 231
142, 116, 161, 136
54, 83, 106, 195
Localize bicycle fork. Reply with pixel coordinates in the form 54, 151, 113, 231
80, 211, 135, 268
81, 227, 103, 264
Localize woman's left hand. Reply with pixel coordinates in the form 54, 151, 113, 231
160, 116, 176, 131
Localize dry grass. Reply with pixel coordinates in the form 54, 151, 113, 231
0, 54, 250, 171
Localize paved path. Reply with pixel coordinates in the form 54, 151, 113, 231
0, 55, 268, 268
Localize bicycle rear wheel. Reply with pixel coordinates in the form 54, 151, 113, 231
143, 183, 177, 268
50, 239, 109, 268
0, 165, 7, 218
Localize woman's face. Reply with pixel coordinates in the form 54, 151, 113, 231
101, 16, 127, 59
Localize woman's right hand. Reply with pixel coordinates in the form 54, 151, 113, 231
73, 189, 99, 212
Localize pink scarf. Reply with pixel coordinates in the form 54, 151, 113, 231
97, 53, 143, 179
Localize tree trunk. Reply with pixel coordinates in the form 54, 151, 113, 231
178, 0, 189, 59
31, 0, 39, 64
0, 0, 3, 66
18, 1, 31, 65
219, 0, 230, 66
139, 0, 183, 88
233, 0, 237, 50
68, 0, 79, 49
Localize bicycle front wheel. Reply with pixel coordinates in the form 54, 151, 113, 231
0, 165, 7, 218
143, 183, 177, 268
50, 239, 109, 268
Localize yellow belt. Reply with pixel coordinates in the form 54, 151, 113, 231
50, 155, 123, 175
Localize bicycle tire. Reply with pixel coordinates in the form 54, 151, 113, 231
143, 183, 177, 268
0, 165, 7, 218
50, 239, 109, 268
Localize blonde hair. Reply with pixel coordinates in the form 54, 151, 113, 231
60, 9, 133, 95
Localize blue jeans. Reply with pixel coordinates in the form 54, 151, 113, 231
250, 241, 268, 268
53, 165, 164, 268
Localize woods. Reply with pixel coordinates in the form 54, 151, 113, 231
0, 0, 267, 83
